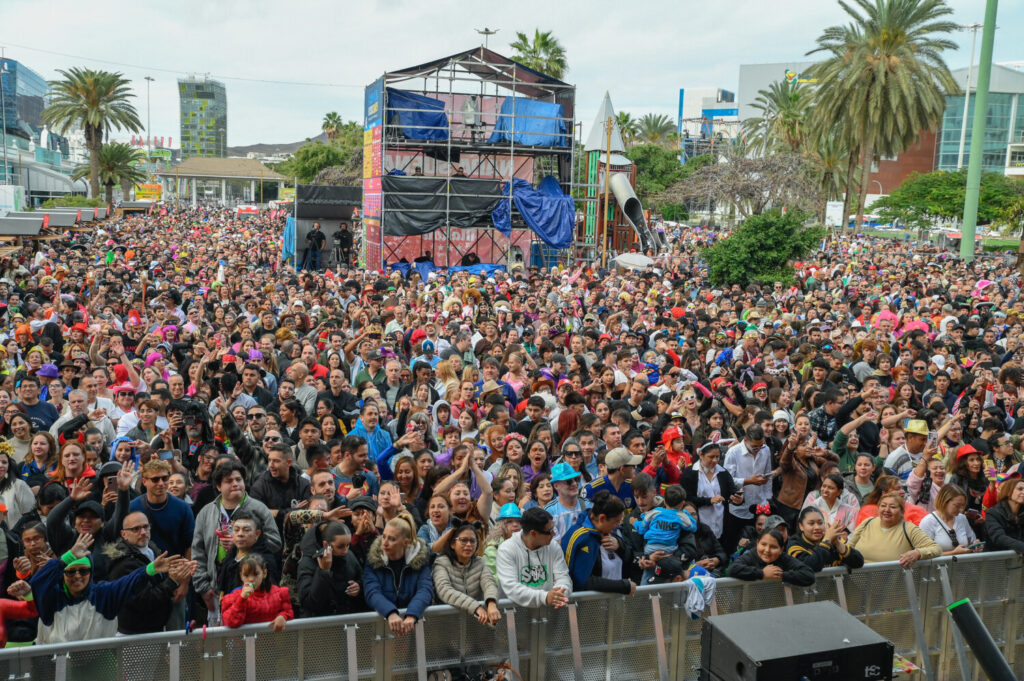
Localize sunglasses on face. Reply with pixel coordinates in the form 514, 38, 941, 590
247, 413, 266, 420
64, 568, 91, 577
263, 436, 281, 443
146, 475, 169, 483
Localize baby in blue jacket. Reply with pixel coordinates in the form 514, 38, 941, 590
634, 486, 696, 583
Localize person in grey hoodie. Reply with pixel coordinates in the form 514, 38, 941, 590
495, 507, 571, 609
191, 460, 281, 617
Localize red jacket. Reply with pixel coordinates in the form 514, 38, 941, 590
0, 598, 38, 647
221, 584, 294, 628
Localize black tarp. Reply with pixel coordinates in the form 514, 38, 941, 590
381, 176, 502, 236
296, 185, 362, 219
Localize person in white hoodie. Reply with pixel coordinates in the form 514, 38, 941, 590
495, 507, 572, 609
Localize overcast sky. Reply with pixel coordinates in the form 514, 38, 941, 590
2, 0, 1021, 147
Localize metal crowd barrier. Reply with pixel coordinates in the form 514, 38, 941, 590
0, 550, 1021, 681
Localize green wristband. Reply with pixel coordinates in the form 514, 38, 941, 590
146, 562, 157, 577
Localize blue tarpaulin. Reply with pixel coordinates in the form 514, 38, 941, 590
487, 97, 567, 147
283, 217, 296, 263
492, 176, 574, 250
386, 89, 448, 141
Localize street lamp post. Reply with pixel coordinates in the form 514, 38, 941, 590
957, 24, 983, 170
961, 0, 999, 262
144, 76, 154, 155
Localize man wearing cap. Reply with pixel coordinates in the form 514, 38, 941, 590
582, 448, 640, 511
545, 462, 591, 542
353, 350, 387, 388
409, 339, 441, 370
884, 419, 932, 479
28, 531, 183, 644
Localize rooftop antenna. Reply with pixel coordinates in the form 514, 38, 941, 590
475, 28, 498, 49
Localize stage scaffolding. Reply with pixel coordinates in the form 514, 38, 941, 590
362, 47, 581, 271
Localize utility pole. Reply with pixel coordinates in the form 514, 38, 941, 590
961, 0, 999, 262
957, 24, 983, 170
0, 48, 9, 185
475, 28, 498, 49
144, 76, 154, 155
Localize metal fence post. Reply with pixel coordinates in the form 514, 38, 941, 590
566, 602, 584, 681
832, 574, 849, 612
415, 619, 428, 681
503, 608, 521, 675
244, 633, 258, 681
344, 624, 360, 681
168, 641, 182, 681
1000, 554, 1024, 675
903, 567, 934, 681
937, 562, 972, 681
650, 593, 670, 681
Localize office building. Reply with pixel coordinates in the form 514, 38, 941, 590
0, 58, 49, 140
178, 76, 227, 158
936, 64, 1024, 176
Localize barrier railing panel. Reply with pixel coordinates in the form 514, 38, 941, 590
2, 552, 1022, 681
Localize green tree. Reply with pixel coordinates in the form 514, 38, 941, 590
636, 113, 676, 147
42, 68, 142, 199
322, 112, 343, 142
871, 169, 1024, 234
702, 209, 826, 287
72, 142, 146, 205
280, 141, 347, 183
616, 112, 638, 148
741, 79, 813, 154
509, 30, 568, 79
808, 0, 958, 232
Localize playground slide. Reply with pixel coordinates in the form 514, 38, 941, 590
609, 172, 662, 252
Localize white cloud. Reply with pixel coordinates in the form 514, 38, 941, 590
2, 0, 1018, 145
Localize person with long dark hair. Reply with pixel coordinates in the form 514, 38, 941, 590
786, 507, 864, 571
727, 529, 814, 585
432, 523, 500, 626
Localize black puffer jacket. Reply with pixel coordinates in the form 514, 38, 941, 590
985, 502, 1024, 554
296, 521, 365, 617
104, 539, 180, 634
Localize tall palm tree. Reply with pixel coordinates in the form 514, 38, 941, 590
808, 0, 958, 231
741, 80, 813, 155
72, 142, 146, 205
636, 113, 676, 147
616, 112, 639, 148
509, 30, 568, 79
42, 68, 142, 199
322, 112, 343, 142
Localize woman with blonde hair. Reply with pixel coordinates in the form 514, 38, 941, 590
363, 512, 433, 636
434, 360, 460, 402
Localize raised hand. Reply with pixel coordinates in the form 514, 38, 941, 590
71, 532, 95, 559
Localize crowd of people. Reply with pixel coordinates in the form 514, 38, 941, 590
0, 204, 1021, 651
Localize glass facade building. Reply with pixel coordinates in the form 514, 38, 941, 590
1, 58, 50, 140
937, 66, 1024, 175
936, 92, 1024, 172
178, 77, 227, 158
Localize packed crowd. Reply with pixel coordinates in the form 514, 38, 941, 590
0, 205, 1021, 649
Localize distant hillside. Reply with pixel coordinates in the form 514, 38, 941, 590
227, 132, 327, 156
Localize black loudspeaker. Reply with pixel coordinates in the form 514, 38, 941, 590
700, 601, 894, 681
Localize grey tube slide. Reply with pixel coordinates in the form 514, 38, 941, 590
609, 172, 662, 252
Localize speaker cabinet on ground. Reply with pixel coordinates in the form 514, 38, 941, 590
699, 601, 894, 681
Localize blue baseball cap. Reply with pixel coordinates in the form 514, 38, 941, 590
422, 340, 435, 352
551, 462, 581, 483
498, 503, 522, 519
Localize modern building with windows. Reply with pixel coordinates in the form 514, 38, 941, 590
937, 64, 1024, 176
178, 76, 227, 158
1, 57, 84, 202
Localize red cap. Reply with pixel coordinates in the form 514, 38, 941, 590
70, 322, 90, 334
670, 306, 685, 319
599, 333, 612, 341
711, 377, 727, 392
955, 444, 981, 461
752, 382, 768, 392
222, 355, 236, 364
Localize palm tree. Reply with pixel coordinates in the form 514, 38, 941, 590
741, 80, 813, 155
808, 0, 958, 231
616, 112, 639, 148
636, 113, 676, 147
72, 142, 146, 205
42, 68, 142, 199
509, 30, 568, 79
322, 112, 343, 142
